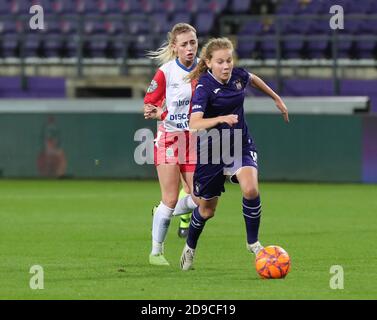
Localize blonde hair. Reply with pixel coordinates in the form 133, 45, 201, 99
146, 23, 197, 66
187, 37, 234, 81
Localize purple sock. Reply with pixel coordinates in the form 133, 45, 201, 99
186, 206, 207, 249
242, 195, 261, 244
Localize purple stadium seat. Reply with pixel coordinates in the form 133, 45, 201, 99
0, 19, 17, 34
343, 19, 361, 34
283, 34, 304, 59
95, 0, 119, 13
283, 79, 335, 96
347, 1, 370, 13
30, 0, 53, 13
44, 36, 63, 57
296, 19, 313, 34
229, 0, 251, 13
24, 33, 41, 57
43, 20, 63, 57
76, 0, 101, 14
296, 0, 324, 14
209, 0, 228, 13
52, 0, 76, 14
44, 19, 61, 34
281, 20, 312, 35
119, 0, 144, 13
276, 2, 298, 15
132, 34, 154, 58
88, 38, 108, 58
359, 20, 377, 34
59, 19, 79, 35
369, 0, 377, 12
0, 0, 9, 14
187, 0, 199, 13
239, 20, 263, 35
260, 40, 278, 59
309, 18, 332, 35
236, 38, 258, 59
84, 17, 106, 35
150, 0, 173, 13
127, 14, 150, 35
336, 36, 354, 58
170, 0, 189, 13
307, 34, 329, 59
196, 0, 212, 12
355, 35, 376, 59
10, 0, 30, 14
110, 36, 130, 58
195, 12, 215, 34
150, 12, 170, 33
2, 34, 18, 57
168, 12, 192, 29
104, 17, 125, 35
66, 40, 80, 58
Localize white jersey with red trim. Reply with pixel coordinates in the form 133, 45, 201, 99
144, 58, 198, 132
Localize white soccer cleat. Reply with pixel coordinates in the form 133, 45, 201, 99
180, 244, 195, 271
247, 241, 264, 256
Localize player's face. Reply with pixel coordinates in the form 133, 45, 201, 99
173, 31, 198, 67
206, 49, 234, 83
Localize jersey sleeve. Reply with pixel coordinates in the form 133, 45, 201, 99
191, 82, 210, 114
144, 69, 166, 108
239, 68, 252, 87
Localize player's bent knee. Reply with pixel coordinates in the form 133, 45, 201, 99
200, 207, 216, 219
243, 186, 259, 200
162, 197, 178, 210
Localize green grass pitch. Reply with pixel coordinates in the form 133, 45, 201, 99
0, 180, 376, 300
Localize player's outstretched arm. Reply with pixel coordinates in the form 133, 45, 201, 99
189, 112, 238, 130
250, 73, 289, 123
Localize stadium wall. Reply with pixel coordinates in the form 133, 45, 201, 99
0, 101, 376, 183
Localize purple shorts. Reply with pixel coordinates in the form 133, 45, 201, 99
193, 146, 258, 200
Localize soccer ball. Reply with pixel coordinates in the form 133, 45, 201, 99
255, 245, 291, 279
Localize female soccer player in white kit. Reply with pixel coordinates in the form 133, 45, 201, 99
143, 23, 199, 266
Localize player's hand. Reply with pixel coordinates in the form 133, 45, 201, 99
143, 104, 158, 119
275, 97, 289, 123
220, 114, 238, 126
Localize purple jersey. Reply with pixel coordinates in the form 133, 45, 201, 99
191, 67, 252, 138
191, 68, 258, 199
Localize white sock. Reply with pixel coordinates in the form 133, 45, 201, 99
151, 202, 174, 255
173, 195, 197, 216
247, 241, 264, 255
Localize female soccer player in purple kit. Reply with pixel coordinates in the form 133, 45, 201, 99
180, 38, 289, 270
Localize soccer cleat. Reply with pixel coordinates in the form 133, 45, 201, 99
177, 214, 191, 238
180, 243, 195, 271
149, 253, 170, 266
246, 241, 264, 256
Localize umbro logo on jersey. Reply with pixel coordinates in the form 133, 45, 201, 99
214, 88, 221, 94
